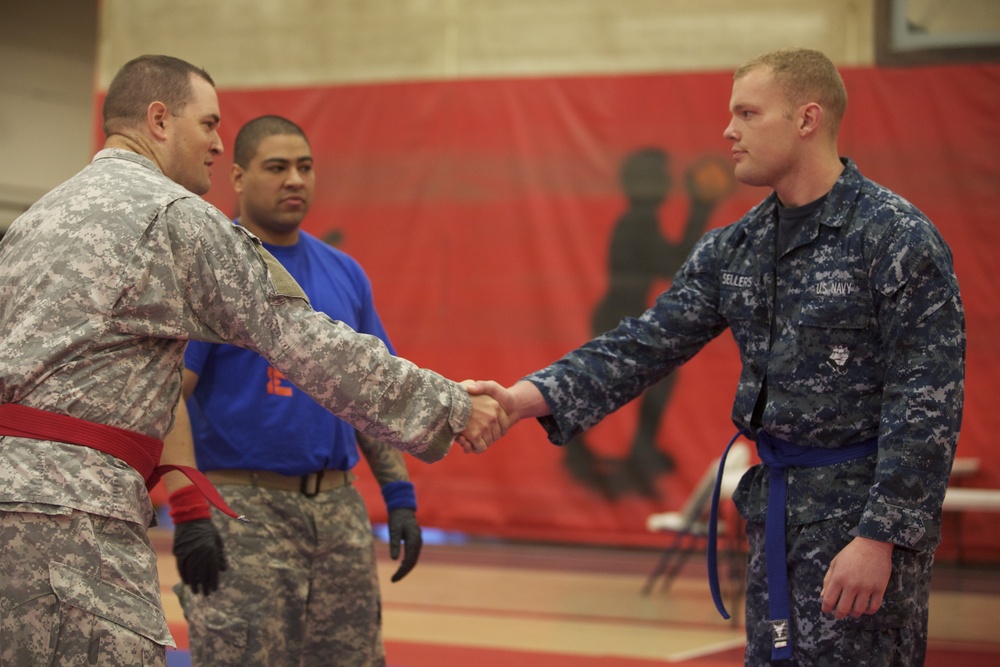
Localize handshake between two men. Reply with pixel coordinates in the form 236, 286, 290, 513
456, 380, 547, 454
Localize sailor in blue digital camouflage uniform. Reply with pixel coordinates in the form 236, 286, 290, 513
467, 48, 965, 666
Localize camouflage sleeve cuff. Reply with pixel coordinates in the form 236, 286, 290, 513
401, 380, 467, 465
523, 376, 579, 446
536, 415, 570, 446
402, 382, 467, 465
857, 501, 932, 551
446, 380, 472, 436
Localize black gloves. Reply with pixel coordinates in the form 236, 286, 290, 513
172, 518, 228, 595
387, 508, 422, 582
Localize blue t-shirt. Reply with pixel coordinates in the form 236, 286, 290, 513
184, 229, 395, 475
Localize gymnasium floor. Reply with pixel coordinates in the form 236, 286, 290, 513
151, 527, 1000, 666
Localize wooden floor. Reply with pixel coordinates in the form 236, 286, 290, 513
151, 528, 1000, 666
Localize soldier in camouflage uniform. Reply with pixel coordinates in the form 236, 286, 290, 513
0, 55, 506, 665
467, 48, 964, 666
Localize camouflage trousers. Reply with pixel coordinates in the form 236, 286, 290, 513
175, 482, 385, 667
743, 516, 933, 666
0, 506, 171, 666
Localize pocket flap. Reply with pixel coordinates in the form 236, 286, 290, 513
799, 296, 871, 329
173, 582, 249, 648
49, 561, 174, 646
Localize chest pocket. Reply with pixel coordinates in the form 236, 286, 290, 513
720, 286, 755, 322
798, 295, 871, 329
719, 283, 767, 361
795, 295, 878, 378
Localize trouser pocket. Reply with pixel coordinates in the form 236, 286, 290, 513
1, 562, 170, 666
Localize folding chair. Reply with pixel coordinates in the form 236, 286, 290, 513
641, 441, 751, 608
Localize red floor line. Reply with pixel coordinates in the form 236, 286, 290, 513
167, 622, 189, 651
924, 639, 1000, 654
167, 624, 1000, 666
385, 639, 683, 667
386, 641, 1000, 667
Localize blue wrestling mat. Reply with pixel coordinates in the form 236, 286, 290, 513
166, 651, 191, 667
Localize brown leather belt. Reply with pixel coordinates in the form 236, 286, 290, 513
206, 469, 354, 497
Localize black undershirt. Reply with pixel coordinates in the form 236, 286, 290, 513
776, 194, 827, 259
749, 193, 829, 429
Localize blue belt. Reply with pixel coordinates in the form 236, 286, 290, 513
707, 430, 877, 662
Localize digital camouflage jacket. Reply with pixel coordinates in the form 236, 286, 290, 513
527, 159, 965, 552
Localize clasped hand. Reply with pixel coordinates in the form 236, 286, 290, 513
455, 383, 507, 453
453, 379, 543, 453
454, 379, 522, 454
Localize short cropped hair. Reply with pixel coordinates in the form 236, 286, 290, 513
735, 48, 847, 135
102, 55, 215, 136
233, 115, 310, 168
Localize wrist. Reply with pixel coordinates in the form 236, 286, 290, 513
382, 480, 417, 512
511, 380, 549, 420
857, 535, 895, 554
169, 484, 212, 524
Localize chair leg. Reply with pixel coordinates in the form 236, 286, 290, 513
641, 531, 686, 595
659, 538, 698, 593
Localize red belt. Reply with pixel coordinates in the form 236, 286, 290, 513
0, 403, 244, 521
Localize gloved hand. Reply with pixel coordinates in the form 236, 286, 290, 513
172, 518, 228, 595
169, 485, 227, 596
388, 507, 422, 582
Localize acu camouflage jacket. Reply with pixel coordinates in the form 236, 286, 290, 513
0, 149, 469, 526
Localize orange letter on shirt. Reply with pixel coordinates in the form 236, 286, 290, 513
266, 366, 294, 397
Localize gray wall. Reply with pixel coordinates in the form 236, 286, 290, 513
0, 0, 98, 234
95, 0, 876, 88
2, 0, 998, 235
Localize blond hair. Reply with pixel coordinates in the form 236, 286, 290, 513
735, 48, 847, 135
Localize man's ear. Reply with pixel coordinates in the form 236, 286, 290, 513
147, 101, 169, 140
231, 163, 245, 193
799, 102, 824, 137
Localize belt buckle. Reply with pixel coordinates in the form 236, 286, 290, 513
300, 470, 324, 497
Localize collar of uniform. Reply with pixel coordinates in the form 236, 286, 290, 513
92, 147, 160, 174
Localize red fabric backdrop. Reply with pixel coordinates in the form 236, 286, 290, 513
105, 64, 1000, 558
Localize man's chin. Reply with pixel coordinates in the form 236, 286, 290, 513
277, 212, 308, 228
177, 174, 212, 196
733, 166, 765, 188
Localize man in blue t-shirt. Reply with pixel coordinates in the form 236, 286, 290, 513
170, 115, 418, 667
